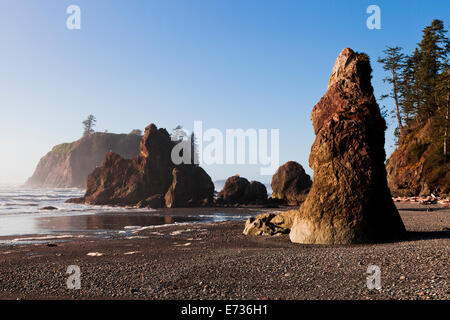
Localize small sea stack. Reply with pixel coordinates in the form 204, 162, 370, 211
289, 48, 406, 244
216, 175, 268, 205
270, 161, 312, 205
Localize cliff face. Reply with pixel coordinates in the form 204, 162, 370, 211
26, 133, 142, 188
386, 121, 450, 197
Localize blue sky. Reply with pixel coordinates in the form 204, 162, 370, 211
0, 0, 449, 184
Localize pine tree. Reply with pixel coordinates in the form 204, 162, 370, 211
414, 19, 448, 120
171, 126, 200, 165
398, 50, 420, 123
82, 115, 96, 137
434, 55, 449, 160
129, 129, 142, 136
171, 125, 186, 142
378, 46, 405, 136
190, 132, 200, 165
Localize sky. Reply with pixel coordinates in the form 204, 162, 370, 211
0, 0, 449, 185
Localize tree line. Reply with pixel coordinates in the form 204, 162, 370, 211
378, 19, 449, 161
82, 115, 142, 137
81, 117, 198, 164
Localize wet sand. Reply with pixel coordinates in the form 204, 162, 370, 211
0, 203, 448, 300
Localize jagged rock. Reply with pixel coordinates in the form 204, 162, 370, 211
289, 48, 406, 244
165, 165, 215, 208
243, 210, 295, 236
67, 124, 214, 208
271, 161, 312, 205
26, 132, 141, 188
217, 176, 268, 204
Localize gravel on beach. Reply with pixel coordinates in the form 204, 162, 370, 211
0, 203, 448, 300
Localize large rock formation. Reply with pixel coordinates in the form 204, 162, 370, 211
26, 132, 142, 188
289, 48, 406, 244
165, 165, 215, 208
67, 124, 214, 207
271, 161, 312, 205
386, 121, 450, 197
217, 176, 249, 203
217, 176, 267, 204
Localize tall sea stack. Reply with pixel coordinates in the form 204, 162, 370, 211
289, 48, 406, 244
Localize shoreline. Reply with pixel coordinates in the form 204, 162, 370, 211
0, 206, 289, 243
0, 203, 448, 300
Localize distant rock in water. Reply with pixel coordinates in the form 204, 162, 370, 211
217, 176, 268, 204
40, 206, 58, 211
214, 179, 272, 195
26, 132, 142, 188
271, 161, 312, 205
386, 121, 450, 197
67, 124, 214, 208
289, 48, 406, 244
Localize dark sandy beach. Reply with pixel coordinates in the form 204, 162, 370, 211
0, 203, 448, 300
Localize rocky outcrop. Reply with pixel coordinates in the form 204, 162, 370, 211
67, 124, 215, 208
271, 161, 312, 205
217, 176, 249, 203
289, 48, 406, 244
386, 121, 450, 197
217, 176, 268, 204
243, 210, 295, 236
26, 133, 141, 188
165, 165, 215, 208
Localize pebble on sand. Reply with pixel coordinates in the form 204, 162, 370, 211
86, 252, 103, 257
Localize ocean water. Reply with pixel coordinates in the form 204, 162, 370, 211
0, 185, 251, 243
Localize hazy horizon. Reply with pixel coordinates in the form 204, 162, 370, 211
1, 0, 449, 185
